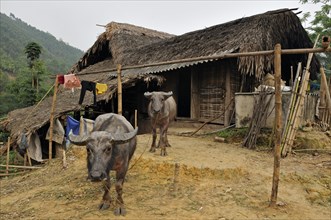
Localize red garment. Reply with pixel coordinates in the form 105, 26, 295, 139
57, 75, 64, 84
64, 74, 81, 89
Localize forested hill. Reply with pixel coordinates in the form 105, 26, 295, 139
0, 12, 84, 75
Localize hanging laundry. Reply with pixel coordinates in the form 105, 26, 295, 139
96, 83, 108, 94
28, 132, 43, 162
65, 115, 80, 137
46, 118, 65, 144
79, 116, 95, 136
64, 74, 81, 89
57, 75, 65, 84
79, 80, 96, 105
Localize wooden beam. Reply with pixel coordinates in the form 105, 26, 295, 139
48, 76, 59, 161
224, 68, 231, 126
117, 64, 123, 115
6, 137, 10, 175
270, 43, 282, 207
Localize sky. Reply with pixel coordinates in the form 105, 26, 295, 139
0, 0, 323, 52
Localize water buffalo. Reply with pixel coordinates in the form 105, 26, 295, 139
144, 91, 176, 156
68, 113, 137, 216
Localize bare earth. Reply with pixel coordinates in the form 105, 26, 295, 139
1, 129, 330, 220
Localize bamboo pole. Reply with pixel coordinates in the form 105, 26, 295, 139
284, 36, 319, 155
117, 64, 122, 115
26, 149, 32, 166
0, 171, 30, 177
281, 63, 302, 156
320, 67, 331, 115
290, 66, 294, 87
62, 149, 67, 169
48, 76, 59, 161
319, 74, 326, 121
6, 137, 10, 175
134, 109, 138, 129
270, 43, 282, 207
0, 164, 42, 169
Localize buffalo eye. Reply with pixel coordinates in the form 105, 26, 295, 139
104, 146, 112, 153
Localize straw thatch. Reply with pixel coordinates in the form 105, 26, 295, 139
70, 22, 174, 73
73, 8, 319, 80
2, 8, 320, 146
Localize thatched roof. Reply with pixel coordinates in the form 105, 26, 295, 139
70, 22, 174, 73
76, 8, 319, 80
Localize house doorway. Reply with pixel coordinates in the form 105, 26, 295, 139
177, 71, 191, 118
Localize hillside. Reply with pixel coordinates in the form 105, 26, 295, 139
0, 12, 83, 75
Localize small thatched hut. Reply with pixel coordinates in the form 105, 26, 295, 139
2, 8, 320, 158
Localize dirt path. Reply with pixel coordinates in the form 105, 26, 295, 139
1, 133, 330, 220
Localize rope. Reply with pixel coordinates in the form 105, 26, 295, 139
128, 112, 159, 171
23, 84, 55, 125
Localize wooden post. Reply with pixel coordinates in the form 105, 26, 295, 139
224, 69, 232, 126
48, 76, 59, 161
134, 109, 137, 129
290, 66, 294, 87
270, 43, 282, 207
117, 64, 122, 115
6, 137, 10, 175
320, 67, 331, 115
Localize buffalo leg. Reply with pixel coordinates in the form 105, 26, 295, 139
164, 127, 171, 147
159, 125, 168, 156
114, 169, 127, 216
99, 178, 112, 210
149, 127, 157, 152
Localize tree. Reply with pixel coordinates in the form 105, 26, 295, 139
24, 42, 42, 67
300, 0, 331, 71
24, 42, 42, 93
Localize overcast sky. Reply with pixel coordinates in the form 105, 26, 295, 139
0, 0, 322, 51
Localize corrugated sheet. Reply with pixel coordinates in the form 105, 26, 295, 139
108, 59, 214, 77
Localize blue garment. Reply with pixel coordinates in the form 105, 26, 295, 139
66, 116, 80, 136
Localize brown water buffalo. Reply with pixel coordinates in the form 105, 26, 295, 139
68, 113, 137, 216
144, 91, 177, 156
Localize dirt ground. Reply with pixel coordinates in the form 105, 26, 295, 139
1, 126, 331, 220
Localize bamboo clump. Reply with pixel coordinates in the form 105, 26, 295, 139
280, 36, 319, 157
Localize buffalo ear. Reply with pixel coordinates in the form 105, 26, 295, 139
144, 92, 152, 99
163, 91, 173, 99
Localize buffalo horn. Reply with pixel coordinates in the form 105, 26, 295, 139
68, 129, 89, 145
144, 92, 152, 99
163, 91, 173, 98
112, 127, 138, 143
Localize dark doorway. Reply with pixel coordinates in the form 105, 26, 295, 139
177, 71, 191, 117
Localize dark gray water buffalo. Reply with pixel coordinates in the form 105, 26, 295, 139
69, 113, 137, 216
144, 91, 176, 156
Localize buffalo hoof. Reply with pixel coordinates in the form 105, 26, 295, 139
149, 147, 156, 153
160, 150, 168, 156
99, 201, 111, 210
114, 207, 127, 216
